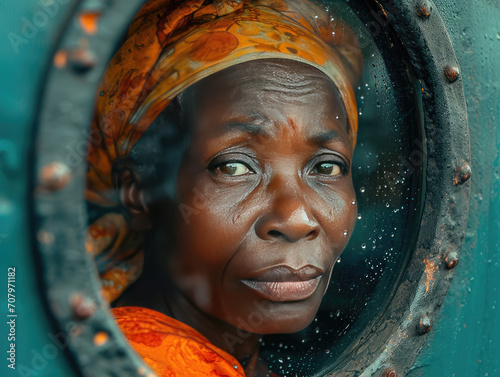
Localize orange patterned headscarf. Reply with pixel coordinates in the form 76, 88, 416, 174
86, 0, 362, 302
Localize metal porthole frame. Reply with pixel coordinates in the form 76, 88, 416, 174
31, 0, 470, 376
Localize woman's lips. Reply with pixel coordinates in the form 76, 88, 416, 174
240, 265, 323, 302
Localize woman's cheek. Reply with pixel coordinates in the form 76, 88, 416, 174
176, 188, 251, 260
320, 189, 357, 244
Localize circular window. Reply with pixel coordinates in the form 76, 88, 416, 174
32, 0, 470, 376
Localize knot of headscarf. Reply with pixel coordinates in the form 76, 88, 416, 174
86, 0, 362, 302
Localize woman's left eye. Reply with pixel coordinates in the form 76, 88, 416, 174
313, 162, 343, 176
217, 162, 252, 176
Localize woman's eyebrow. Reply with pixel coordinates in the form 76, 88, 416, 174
214, 122, 344, 146
220, 122, 271, 137
310, 130, 340, 144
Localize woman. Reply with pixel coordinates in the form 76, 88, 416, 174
85, 0, 362, 376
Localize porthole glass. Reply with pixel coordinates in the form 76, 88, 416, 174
260, 1, 424, 375
88, 1, 424, 375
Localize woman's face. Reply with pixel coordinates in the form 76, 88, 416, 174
161, 59, 357, 334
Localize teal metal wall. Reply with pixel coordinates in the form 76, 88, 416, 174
407, 1, 500, 376
1, 1, 76, 375
0, 0, 498, 376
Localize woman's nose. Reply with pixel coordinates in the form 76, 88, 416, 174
255, 183, 320, 243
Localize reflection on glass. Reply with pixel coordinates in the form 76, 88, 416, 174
261, 1, 423, 376
84, 0, 422, 376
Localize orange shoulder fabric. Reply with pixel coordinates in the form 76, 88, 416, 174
112, 306, 246, 377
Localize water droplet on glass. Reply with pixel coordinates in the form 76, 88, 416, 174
359, 187, 365, 193
343, 230, 348, 236
361, 243, 367, 249
315, 327, 320, 333
385, 202, 390, 207
357, 214, 362, 220
351, 200, 356, 205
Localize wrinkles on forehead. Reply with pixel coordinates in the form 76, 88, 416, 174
199, 59, 340, 97
190, 59, 349, 134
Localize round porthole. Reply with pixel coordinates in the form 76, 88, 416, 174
32, 0, 470, 376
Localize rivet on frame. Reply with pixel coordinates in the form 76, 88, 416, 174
416, 2, 431, 19
79, 11, 101, 35
445, 251, 459, 269
382, 368, 397, 377
68, 48, 98, 72
416, 315, 432, 335
39, 162, 72, 191
138, 367, 154, 377
453, 162, 471, 185
37, 230, 55, 245
53, 50, 68, 69
70, 293, 97, 320
93, 331, 109, 346
444, 66, 461, 83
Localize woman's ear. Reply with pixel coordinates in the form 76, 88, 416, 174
116, 169, 152, 231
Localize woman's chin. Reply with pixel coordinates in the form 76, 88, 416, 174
260, 314, 317, 334
229, 299, 321, 335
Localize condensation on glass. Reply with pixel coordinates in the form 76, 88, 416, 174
259, 1, 424, 375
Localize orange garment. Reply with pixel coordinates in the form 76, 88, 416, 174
86, 0, 362, 303
112, 306, 276, 377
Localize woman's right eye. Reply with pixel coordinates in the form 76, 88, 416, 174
215, 162, 253, 176
314, 162, 343, 176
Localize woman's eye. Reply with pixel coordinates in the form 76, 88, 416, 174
314, 162, 342, 176
217, 162, 252, 176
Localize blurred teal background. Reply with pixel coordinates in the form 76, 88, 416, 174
0, 0, 498, 376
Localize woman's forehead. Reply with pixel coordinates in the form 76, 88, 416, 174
197, 59, 337, 94
189, 59, 348, 138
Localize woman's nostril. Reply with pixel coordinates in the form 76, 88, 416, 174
268, 230, 283, 238
266, 227, 318, 242
306, 229, 318, 240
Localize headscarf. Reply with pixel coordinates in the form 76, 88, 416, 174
86, 0, 362, 302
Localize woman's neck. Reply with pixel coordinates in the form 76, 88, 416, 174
157, 273, 263, 370
115, 269, 272, 376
